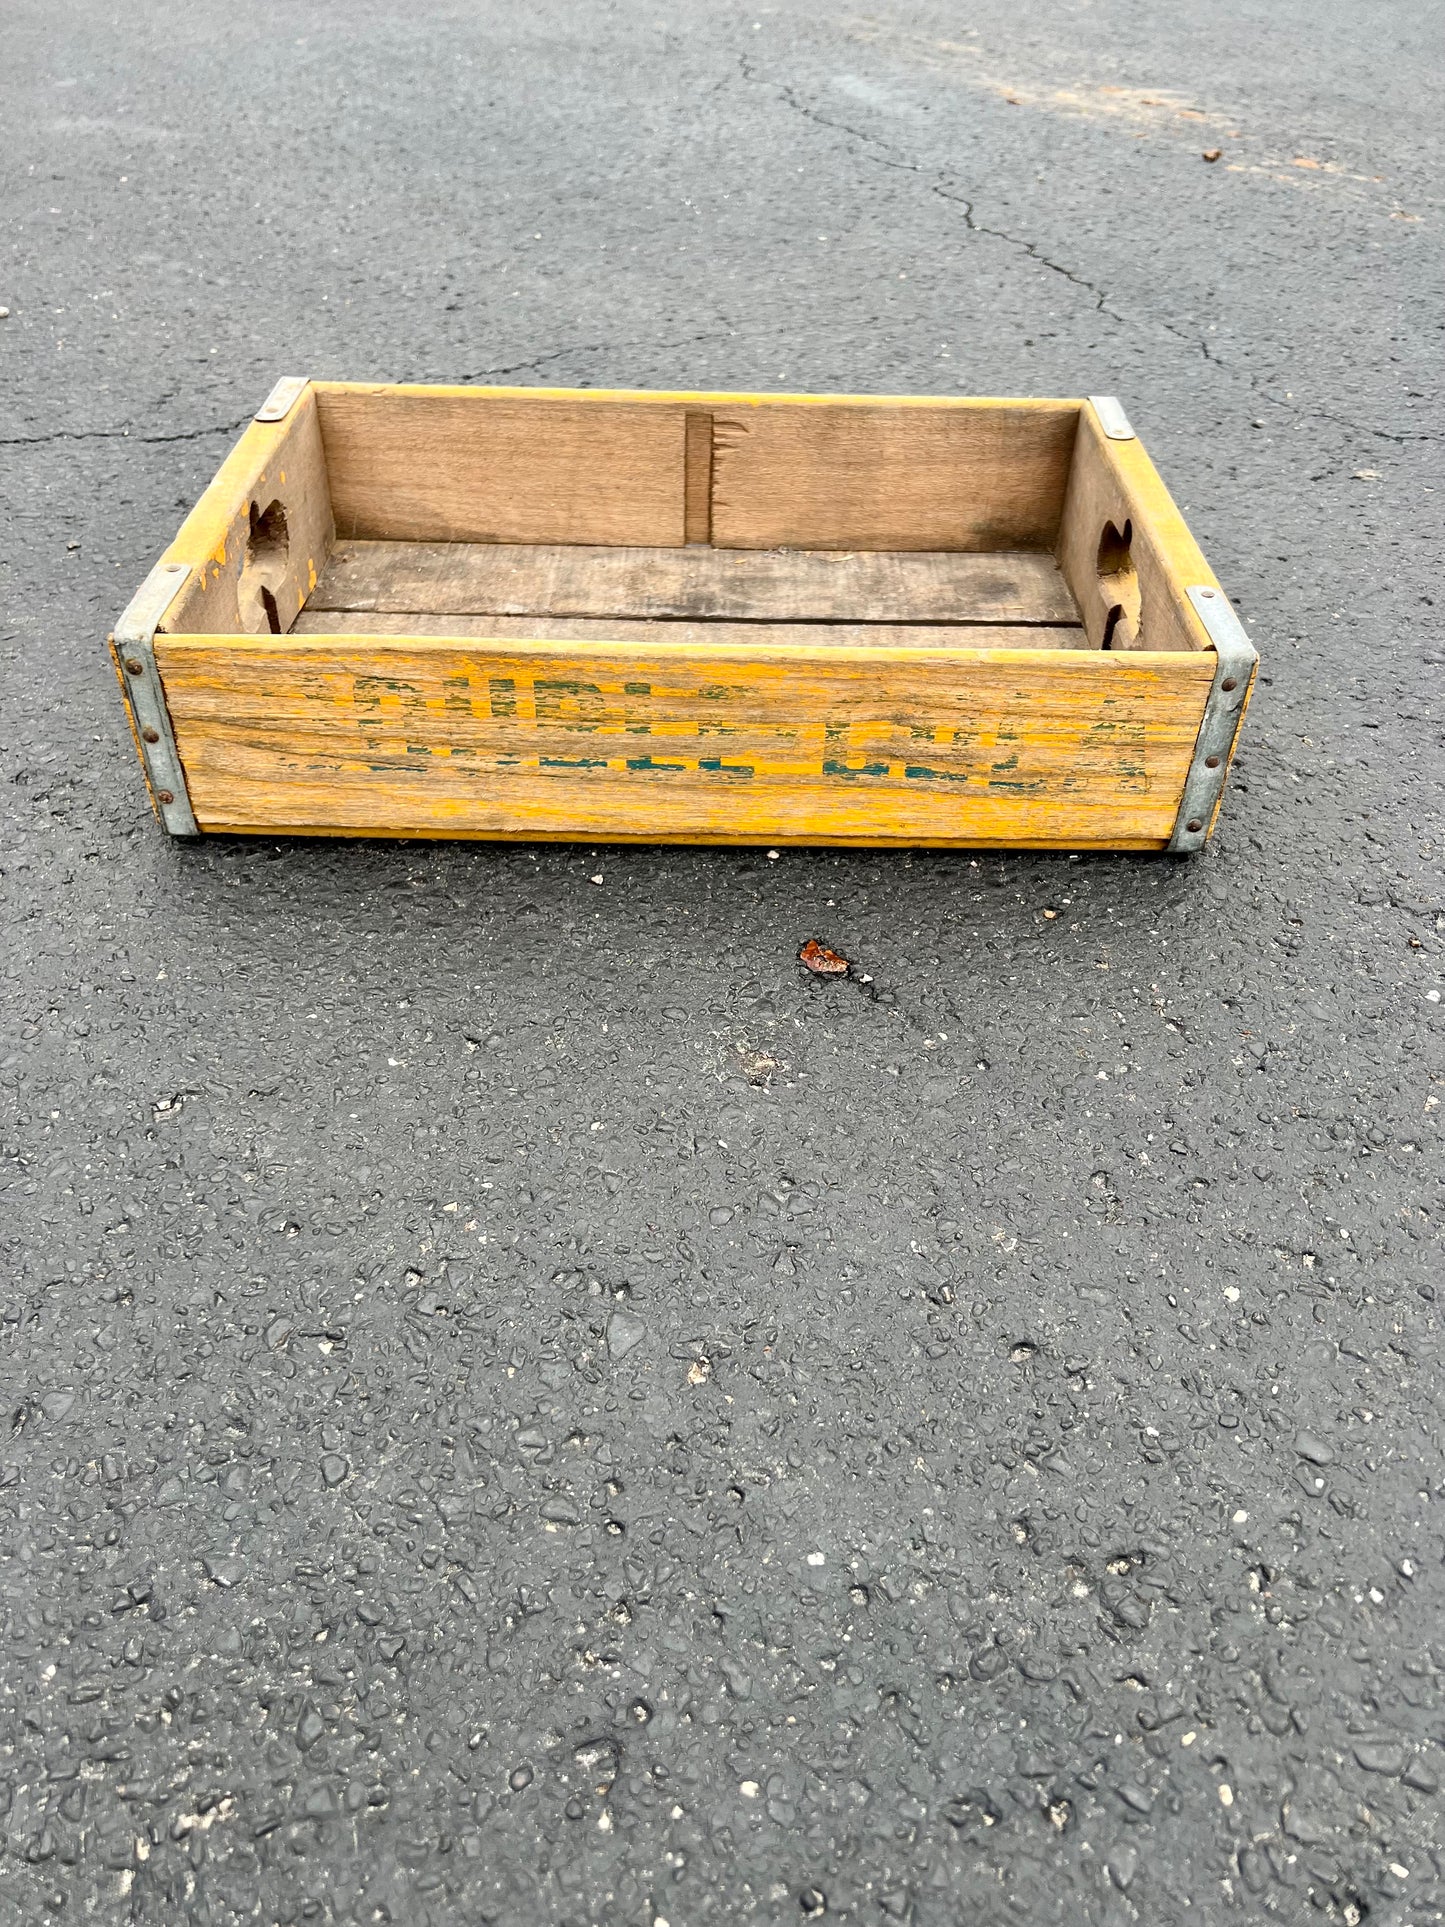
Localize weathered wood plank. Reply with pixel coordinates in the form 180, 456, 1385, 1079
304, 541, 1082, 625
684, 411, 713, 544
291, 610, 1093, 651
159, 387, 335, 637
155, 634, 1211, 847
1055, 405, 1214, 653
710, 401, 1080, 551
315, 388, 689, 546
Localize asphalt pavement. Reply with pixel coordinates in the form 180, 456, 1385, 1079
2, 2, 1442, 1922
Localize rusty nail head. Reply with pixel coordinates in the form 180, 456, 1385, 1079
142, 727, 160, 744
157, 790, 175, 805
1186, 818, 1203, 833
1221, 677, 1237, 691
1204, 754, 1221, 769
125, 657, 144, 675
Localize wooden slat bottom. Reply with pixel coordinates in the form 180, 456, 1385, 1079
303, 540, 1083, 627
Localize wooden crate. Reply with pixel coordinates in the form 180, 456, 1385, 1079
111, 381, 1255, 851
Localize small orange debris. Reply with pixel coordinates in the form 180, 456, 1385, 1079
798, 938, 850, 976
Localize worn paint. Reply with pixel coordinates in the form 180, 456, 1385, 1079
115, 384, 1245, 846
153, 634, 1212, 846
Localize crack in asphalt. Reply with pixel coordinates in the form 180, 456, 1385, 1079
763, 70, 1134, 329
4, 327, 752, 444
0, 414, 252, 449
4, 11, 1442, 1924
741, 54, 1429, 446
463, 324, 742, 383
1249, 390, 1427, 444
7, 75, 1427, 459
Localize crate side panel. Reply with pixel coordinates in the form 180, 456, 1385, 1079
311, 383, 1084, 411
291, 611, 1093, 650
158, 636, 1211, 847
316, 391, 689, 546
710, 403, 1080, 551
159, 391, 335, 637
1057, 410, 1219, 653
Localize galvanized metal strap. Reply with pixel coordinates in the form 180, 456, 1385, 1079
1087, 394, 1135, 440
255, 375, 308, 422
112, 560, 199, 838
1168, 585, 1258, 854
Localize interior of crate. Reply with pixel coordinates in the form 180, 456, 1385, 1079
292, 540, 1091, 651
163, 388, 1208, 659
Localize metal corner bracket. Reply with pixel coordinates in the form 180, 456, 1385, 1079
1087, 394, 1135, 441
1167, 585, 1258, 854
112, 560, 200, 838
255, 375, 309, 423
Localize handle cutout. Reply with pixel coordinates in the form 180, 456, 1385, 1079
239, 499, 291, 634
1096, 517, 1142, 650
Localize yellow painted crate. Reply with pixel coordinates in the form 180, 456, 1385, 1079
111, 381, 1254, 852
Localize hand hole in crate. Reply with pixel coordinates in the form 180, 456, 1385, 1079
1096, 517, 1141, 650
120, 386, 1254, 850
239, 498, 290, 635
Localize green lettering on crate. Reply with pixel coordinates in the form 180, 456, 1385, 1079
822, 758, 890, 779
350, 674, 408, 711
903, 764, 971, 785
1088, 712, 1148, 793
367, 761, 429, 781
986, 748, 1045, 794
818, 717, 882, 779
536, 679, 607, 726
989, 765, 1044, 794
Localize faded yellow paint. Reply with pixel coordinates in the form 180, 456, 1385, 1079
155, 387, 335, 640
113, 381, 1253, 848
312, 380, 1081, 414
154, 631, 1213, 847
1058, 404, 1220, 656
162, 416, 297, 581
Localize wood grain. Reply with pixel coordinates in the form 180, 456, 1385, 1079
158, 387, 335, 637
156, 633, 1212, 847
292, 610, 1093, 651
684, 411, 713, 544
315, 388, 689, 546
117, 384, 1249, 849
1056, 405, 1216, 653
710, 402, 1080, 551
304, 541, 1082, 625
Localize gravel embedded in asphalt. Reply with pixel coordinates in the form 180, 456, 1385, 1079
2, 1, 1442, 1921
